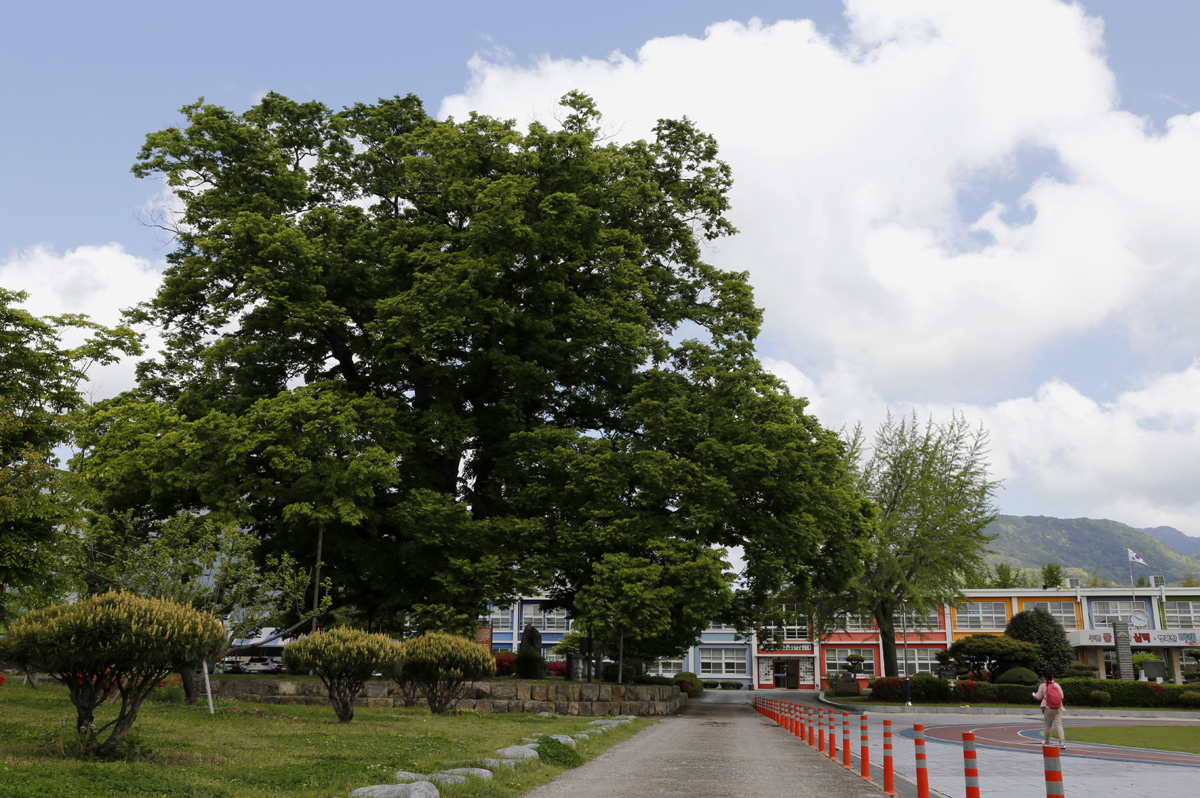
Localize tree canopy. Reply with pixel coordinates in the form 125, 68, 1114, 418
0, 288, 139, 620
1005, 607, 1076, 675
72, 91, 873, 648
820, 411, 1000, 677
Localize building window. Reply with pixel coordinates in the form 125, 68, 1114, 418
892, 604, 940, 630
648, 658, 685, 676
824, 648, 875, 676
700, 648, 747, 675
761, 604, 809, 641
1091, 600, 1149, 627
705, 623, 737, 632
837, 612, 876, 632
1024, 601, 1079, 630
895, 648, 941, 675
524, 606, 570, 632
486, 605, 512, 631
955, 602, 1007, 629
1164, 601, 1200, 630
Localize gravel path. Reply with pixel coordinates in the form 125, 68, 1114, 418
523, 690, 883, 798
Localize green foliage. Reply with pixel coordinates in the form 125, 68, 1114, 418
995, 667, 1039, 685
1005, 608, 1076, 674
1131, 651, 1163, 672
946, 634, 1039, 680
0, 288, 140, 620
719, 681, 743, 690
909, 673, 953, 702
955, 680, 997, 703
1040, 563, 1064, 588
632, 674, 675, 685
1180, 691, 1200, 708
396, 632, 496, 714
0, 592, 225, 754
514, 645, 547, 680
1088, 689, 1113, 707
282, 627, 400, 722
537, 735, 584, 768
601, 662, 636, 683
829, 411, 1000, 676
1063, 664, 1098, 678
701, 680, 719, 688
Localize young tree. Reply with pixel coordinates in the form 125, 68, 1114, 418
992, 564, 1038, 589
77, 92, 871, 629
0, 289, 139, 620
1041, 563, 1064, 589
826, 411, 1000, 677
282, 627, 401, 723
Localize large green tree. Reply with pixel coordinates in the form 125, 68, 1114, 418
0, 288, 139, 620
76, 91, 871, 630
825, 411, 1000, 677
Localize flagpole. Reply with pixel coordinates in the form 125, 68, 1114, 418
1129, 553, 1135, 603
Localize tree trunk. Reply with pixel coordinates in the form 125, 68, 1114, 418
180, 666, 199, 706
874, 601, 899, 677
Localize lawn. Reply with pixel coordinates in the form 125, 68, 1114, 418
1065, 726, 1200, 754
0, 681, 649, 798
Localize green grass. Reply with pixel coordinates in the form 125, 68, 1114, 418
1066, 726, 1200, 754
0, 681, 649, 798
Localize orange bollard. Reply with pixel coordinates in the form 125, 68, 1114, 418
818, 707, 826, 753
843, 711, 852, 769
963, 732, 980, 798
793, 704, 801, 738
1043, 745, 1065, 798
914, 724, 930, 798
829, 709, 838, 761
883, 719, 897, 796
808, 705, 815, 747
860, 713, 873, 781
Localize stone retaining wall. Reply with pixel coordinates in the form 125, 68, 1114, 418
209, 679, 686, 716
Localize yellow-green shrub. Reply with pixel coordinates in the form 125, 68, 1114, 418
282, 627, 401, 722
0, 592, 225, 754
394, 632, 495, 713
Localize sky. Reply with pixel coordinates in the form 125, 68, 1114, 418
4, 1, 1200, 537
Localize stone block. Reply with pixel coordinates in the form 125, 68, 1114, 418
554, 701, 570, 715
611, 685, 625, 701
580, 684, 598, 701
367, 698, 392, 708
531, 684, 547, 701
475, 700, 493, 713
275, 680, 297, 696
516, 684, 532, 701
492, 683, 517, 700
597, 685, 612, 701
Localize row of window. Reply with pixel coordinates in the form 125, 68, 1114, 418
661, 647, 945, 678
484, 599, 1200, 637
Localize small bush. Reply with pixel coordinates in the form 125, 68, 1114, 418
673, 671, 703, 696
602, 662, 635, 683
538, 735, 584, 768
702, 680, 719, 688
283, 627, 401, 723
1063, 664, 1098, 679
493, 651, 517, 676
1179, 691, 1200, 708
515, 646, 547, 679
397, 632, 496, 714
1088, 689, 1112, 707
546, 660, 566, 677
719, 681, 743, 690
911, 674, 953, 702
996, 667, 1040, 685
0, 672, 7, 688
867, 677, 906, 702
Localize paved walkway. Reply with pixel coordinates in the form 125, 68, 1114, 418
527, 691, 1200, 798
523, 690, 882, 797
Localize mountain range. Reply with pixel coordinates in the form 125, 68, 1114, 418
982, 515, 1200, 585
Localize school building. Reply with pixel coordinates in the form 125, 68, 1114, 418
484, 584, 1200, 689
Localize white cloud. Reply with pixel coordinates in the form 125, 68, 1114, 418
1, 243, 164, 401
440, 0, 1200, 534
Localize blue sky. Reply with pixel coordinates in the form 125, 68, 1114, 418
5, 1, 1200, 538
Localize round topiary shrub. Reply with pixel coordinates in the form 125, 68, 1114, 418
395, 632, 496, 714
673, 671, 704, 697
996, 667, 1040, 685
538, 735, 584, 768
283, 627, 401, 723
0, 592, 226, 755
515, 645, 547, 679
1088, 689, 1112, 706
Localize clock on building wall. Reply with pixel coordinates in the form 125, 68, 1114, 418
1128, 609, 1150, 628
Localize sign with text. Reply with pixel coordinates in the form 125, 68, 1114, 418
1069, 629, 1199, 648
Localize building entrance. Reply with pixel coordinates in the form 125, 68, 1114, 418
773, 659, 798, 689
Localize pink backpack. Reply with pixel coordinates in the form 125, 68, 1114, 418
1045, 680, 1063, 709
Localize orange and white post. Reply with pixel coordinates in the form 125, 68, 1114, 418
860, 713, 873, 782
883, 719, 897, 797
829, 709, 838, 760
914, 724, 930, 798
963, 732, 980, 798
1043, 745, 1065, 798
842, 711, 852, 769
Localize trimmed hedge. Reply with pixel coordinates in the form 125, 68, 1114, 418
996, 667, 1039, 685
870, 675, 1200, 708
719, 681, 743, 690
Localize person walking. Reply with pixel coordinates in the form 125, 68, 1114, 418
1033, 668, 1066, 748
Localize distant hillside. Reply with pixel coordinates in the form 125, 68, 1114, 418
983, 515, 1200, 584
1140, 525, 1200, 558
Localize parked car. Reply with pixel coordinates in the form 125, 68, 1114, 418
223, 657, 283, 674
